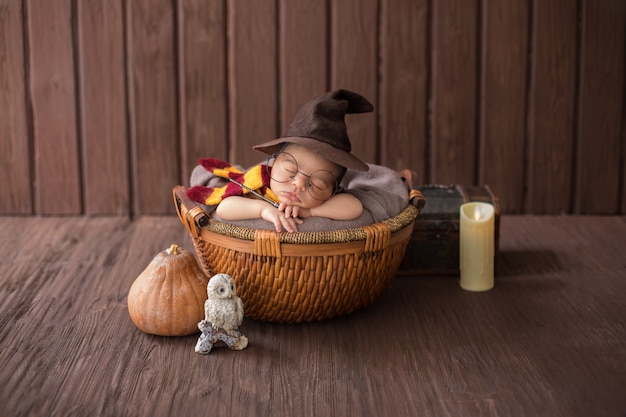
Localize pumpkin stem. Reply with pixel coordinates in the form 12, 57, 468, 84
166, 244, 179, 255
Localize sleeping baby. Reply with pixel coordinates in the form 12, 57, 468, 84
187, 89, 408, 233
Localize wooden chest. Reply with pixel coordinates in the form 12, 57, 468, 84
398, 184, 501, 276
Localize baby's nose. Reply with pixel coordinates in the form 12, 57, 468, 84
291, 173, 307, 189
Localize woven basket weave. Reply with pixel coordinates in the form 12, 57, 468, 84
173, 182, 424, 323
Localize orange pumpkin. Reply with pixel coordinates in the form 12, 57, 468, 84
128, 244, 209, 336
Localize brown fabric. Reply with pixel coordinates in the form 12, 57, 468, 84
253, 89, 372, 171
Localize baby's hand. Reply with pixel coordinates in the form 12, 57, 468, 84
260, 205, 303, 233
279, 203, 311, 220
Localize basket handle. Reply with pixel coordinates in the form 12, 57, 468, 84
363, 222, 391, 252
172, 185, 209, 239
398, 169, 426, 209
253, 229, 282, 257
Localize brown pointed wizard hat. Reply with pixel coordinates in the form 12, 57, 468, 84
253, 89, 373, 171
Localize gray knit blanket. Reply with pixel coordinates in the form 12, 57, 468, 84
189, 163, 409, 231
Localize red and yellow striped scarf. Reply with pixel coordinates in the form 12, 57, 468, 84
186, 158, 279, 206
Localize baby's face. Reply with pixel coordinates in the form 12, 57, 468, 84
269, 144, 341, 209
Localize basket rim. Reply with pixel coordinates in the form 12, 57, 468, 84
200, 204, 420, 244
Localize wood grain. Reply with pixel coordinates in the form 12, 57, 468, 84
379, 0, 429, 177
126, 0, 180, 215
1, 215, 625, 416
623, 128, 626, 213
574, 0, 626, 214
330, 0, 378, 165
279, 0, 328, 134
228, 0, 278, 168
0, 2, 625, 215
479, 0, 529, 213
77, 0, 129, 215
525, 0, 577, 213
178, 0, 228, 183
0, 1, 32, 214
27, 0, 81, 214
431, 0, 479, 184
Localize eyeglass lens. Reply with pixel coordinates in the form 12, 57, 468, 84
267, 152, 336, 201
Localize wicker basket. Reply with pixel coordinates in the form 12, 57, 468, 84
173, 180, 424, 323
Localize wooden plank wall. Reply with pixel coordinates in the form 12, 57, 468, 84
1, 0, 625, 216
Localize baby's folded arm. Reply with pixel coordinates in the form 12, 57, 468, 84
310, 193, 363, 220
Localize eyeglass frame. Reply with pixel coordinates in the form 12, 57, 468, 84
265, 151, 341, 201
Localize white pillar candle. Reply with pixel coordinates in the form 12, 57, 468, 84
459, 202, 495, 291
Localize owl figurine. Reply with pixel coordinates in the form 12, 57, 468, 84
195, 273, 248, 354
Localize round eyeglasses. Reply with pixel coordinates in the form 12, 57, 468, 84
266, 152, 338, 201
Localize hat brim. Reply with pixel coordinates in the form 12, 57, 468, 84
253, 136, 369, 171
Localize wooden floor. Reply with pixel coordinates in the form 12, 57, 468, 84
1, 215, 624, 417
